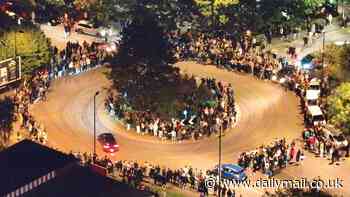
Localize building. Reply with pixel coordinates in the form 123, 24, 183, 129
0, 140, 153, 197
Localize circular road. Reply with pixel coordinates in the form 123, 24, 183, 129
30, 61, 303, 170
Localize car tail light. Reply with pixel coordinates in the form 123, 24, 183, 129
113, 144, 119, 147
103, 145, 109, 148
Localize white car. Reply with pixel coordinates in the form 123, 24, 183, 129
307, 105, 326, 126
307, 78, 321, 96
76, 20, 123, 43
305, 89, 319, 107
75, 20, 100, 37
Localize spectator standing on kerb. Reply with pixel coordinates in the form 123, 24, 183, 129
63, 13, 70, 39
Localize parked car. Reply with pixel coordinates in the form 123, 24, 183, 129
321, 124, 348, 149
210, 164, 247, 181
272, 65, 296, 88
306, 105, 326, 126
305, 89, 319, 107
307, 78, 321, 97
97, 133, 119, 154
75, 20, 100, 36
75, 20, 123, 41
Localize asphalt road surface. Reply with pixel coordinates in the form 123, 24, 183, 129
30, 62, 350, 196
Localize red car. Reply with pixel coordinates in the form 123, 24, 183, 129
97, 133, 119, 154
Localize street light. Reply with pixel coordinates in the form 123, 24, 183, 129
321, 30, 327, 95
218, 124, 222, 197
211, 0, 215, 30
0, 39, 8, 58
93, 91, 100, 163
322, 30, 325, 63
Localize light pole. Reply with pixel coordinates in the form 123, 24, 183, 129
14, 18, 23, 58
93, 91, 100, 163
342, 0, 345, 20
322, 30, 325, 66
211, 0, 215, 30
321, 30, 327, 97
217, 123, 223, 197
0, 40, 7, 58
322, 30, 325, 76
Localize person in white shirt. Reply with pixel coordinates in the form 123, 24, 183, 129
136, 124, 141, 134
171, 130, 177, 143
153, 120, 159, 137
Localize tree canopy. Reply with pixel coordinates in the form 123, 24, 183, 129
316, 44, 350, 85
0, 26, 51, 75
114, 6, 174, 67
327, 82, 350, 134
194, 0, 239, 25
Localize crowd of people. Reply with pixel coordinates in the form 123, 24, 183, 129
11, 39, 113, 144
169, 31, 284, 81
303, 126, 349, 165
73, 155, 237, 197
13, 69, 50, 144
238, 138, 304, 178
50, 40, 111, 79
106, 76, 237, 142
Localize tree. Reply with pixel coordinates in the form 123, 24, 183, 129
327, 82, 350, 134
0, 26, 51, 75
194, 0, 239, 26
304, 0, 326, 9
316, 44, 350, 85
0, 97, 15, 148
114, 6, 174, 67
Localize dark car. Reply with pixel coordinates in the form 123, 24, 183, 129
97, 133, 119, 154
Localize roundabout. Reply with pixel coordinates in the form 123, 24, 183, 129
30, 61, 303, 170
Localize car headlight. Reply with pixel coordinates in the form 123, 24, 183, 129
279, 78, 286, 84
100, 30, 106, 37
111, 44, 116, 51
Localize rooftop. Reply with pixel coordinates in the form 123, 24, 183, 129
0, 140, 78, 195
23, 165, 154, 197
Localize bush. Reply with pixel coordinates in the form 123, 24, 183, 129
327, 82, 350, 134
0, 25, 51, 76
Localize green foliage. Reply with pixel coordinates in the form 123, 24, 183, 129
327, 83, 350, 134
195, 0, 239, 25
88, 0, 136, 25
304, 0, 326, 9
0, 97, 15, 144
0, 26, 51, 75
316, 44, 350, 84
195, 0, 239, 16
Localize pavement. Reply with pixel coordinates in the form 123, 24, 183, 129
270, 23, 350, 61
40, 24, 98, 50
12, 23, 350, 196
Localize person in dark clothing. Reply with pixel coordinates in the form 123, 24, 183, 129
331, 149, 339, 165
227, 189, 235, 197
